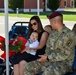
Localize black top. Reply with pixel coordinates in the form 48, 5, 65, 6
36, 30, 47, 55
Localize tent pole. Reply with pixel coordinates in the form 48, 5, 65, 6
4, 0, 9, 75
37, 0, 40, 16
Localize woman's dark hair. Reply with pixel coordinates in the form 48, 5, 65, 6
28, 16, 43, 38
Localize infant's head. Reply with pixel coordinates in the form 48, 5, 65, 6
44, 25, 52, 34
30, 31, 38, 41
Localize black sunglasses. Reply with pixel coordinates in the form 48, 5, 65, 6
30, 22, 37, 26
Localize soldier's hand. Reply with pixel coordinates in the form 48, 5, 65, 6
37, 54, 47, 62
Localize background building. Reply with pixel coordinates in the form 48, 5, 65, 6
0, 0, 75, 12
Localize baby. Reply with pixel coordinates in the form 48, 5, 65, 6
44, 25, 52, 34
25, 31, 39, 55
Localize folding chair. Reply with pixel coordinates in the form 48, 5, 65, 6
64, 46, 76, 75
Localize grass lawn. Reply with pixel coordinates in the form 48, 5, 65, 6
0, 11, 76, 21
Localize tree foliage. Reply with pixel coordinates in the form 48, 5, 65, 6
43, 0, 46, 11
47, 0, 61, 12
8, 0, 24, 12
75, 0, 76, 7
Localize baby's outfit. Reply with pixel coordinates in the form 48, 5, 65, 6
25, 39, 39, 55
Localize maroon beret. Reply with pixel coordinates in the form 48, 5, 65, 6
47, 12, 63, 19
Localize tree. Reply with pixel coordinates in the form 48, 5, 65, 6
8, 0, 24, 12
47, 0, 61, 12
43, 0, 46, 11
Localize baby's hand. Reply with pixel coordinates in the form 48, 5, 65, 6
26, 46, 31, 50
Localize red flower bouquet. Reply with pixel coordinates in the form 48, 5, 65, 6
0, 36, 27, 59
0, 36, 5, 42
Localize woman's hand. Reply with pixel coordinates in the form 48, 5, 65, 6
21, 46, 28, 53
21, 49, 26, 53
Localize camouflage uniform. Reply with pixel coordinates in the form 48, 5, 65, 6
24, 26, 76, 75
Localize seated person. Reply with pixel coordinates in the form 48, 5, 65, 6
13, 31, 39, 64
44, 25, 52, 34
24, 12, 76, 75
13, 15, 48, 75
24, 31, 39, 55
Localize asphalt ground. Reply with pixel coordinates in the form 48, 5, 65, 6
0, 16, 76, 35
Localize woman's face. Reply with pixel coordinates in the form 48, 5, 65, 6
30, 20, 38, 31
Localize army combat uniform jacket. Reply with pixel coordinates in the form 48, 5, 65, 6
24, 26, 76, 75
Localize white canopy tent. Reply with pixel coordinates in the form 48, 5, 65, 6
37, 0, 40, 16
4, 0, 40, 75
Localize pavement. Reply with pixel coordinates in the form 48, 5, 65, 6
0, 16, 76, 56
0, 16, 76, 36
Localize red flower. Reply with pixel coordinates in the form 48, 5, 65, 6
0, 43, 2, 48
0, 36, 27, 59
9, 39, 18, 46
17, 36, 27, 52
0, 36, 5, 49
0, 36, 5, 42
1, 50, 15, 59
18, 36, 27, 45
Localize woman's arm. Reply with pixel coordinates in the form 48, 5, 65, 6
34, 32, 48, 50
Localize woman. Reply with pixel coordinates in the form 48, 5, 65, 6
13, 16, 48, 75
44, 25, 52, 34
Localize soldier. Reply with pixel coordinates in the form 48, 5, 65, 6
24, 12, 76, 75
